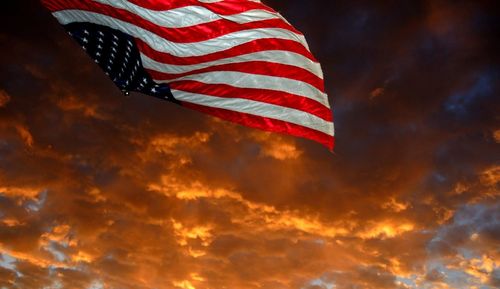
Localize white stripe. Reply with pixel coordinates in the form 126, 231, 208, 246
141, 50, 323, 78
93, 0, 281, 28
171, 89, 334, 136
53, 10, 309, 57
157, 71, 329, 107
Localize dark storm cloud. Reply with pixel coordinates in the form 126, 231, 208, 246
0, 0, 498, 288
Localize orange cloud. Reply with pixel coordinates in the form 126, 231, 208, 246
494, 130, 500, 144
14, 124, 34, 147
250, 132, 303, 160
56, 94, 105, 119
357, 221, 415, 240
0, 185, 43, 200
0, 90, 10, 108
0, 1, 498, 288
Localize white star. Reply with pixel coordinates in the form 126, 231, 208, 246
84, 30, 89, 35
142, 78, 147, 83
111, 53, 116, 59
98, 31, 104, 36
97, 44, 103, 49
98, 38, 103, 43
113, 35, 118, 40
107, 65, 111, 70
151, 87, 156, 93
96, 52, 101, 57
82, 37, 88, 43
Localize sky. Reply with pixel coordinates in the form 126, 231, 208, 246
0, 0, 499, 288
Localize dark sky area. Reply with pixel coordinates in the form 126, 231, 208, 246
0, 1, 499, 288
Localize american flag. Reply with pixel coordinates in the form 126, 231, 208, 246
41, 0, 335, 150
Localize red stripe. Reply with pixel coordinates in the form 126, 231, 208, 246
147, 61, 325, 92
42, 0, 275, 16
126, 0, 276, 15
170, 80, 332, 121
43, 0, 317, 62
181, 102, 334, 150
42, 0, 302, 44
137, 37, 317, 65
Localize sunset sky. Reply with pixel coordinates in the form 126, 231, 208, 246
0, 0, 499, 288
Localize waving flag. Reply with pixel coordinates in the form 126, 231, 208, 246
41, 0, 335, 150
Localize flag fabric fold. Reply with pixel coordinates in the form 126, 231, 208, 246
41, 0, 335, 150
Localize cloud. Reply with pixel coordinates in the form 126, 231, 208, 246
424, 204, 499, 288
56, 94, 106, 119
14, 124, 34, 147
249, 132, 303, 160
0, 0, 497, 288
494, 130, 500, 144
370, 87, 385, 100
0, 90, 10, 108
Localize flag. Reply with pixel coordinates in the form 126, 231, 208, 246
41, 0, 335, 150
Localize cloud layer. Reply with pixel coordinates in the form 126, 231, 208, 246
0, 0, 498, 288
